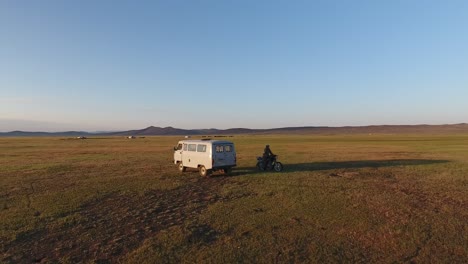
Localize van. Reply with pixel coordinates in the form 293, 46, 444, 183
173, 139, 236, 176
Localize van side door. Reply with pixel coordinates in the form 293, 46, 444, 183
183, 143, 197, 168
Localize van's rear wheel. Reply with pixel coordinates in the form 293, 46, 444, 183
178, 162, 186, 172
199, 166, 211, 177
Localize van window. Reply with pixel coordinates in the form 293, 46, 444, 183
176, 144, 182, 150
225, 145, 232, 152
188, 144, 197, 152
197, 144, 207, 152
215, 145, 224, 153
183, 144, 187, 151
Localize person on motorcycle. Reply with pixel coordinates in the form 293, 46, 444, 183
263, 144, 274, 170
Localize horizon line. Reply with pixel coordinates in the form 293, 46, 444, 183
1, 122, 468, 134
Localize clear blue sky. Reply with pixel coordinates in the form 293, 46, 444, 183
1, 0, 467, 131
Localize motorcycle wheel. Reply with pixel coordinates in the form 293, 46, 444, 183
256, 162, 265, 171
273, 162, 283, 172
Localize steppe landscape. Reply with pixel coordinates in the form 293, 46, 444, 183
3, 1, 468, 263
1, 133, 467, 263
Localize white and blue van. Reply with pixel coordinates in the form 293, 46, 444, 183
174, 139, 236, 176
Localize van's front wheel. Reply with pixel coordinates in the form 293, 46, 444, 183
178, 162, 186, 172
199, 166, 211, 177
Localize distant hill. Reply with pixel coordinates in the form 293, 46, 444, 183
109, 126, 190, 136
262, 124, 468, 135
1, 124, 468, 137
107, 126, 256, 136
0, 130, 92, 137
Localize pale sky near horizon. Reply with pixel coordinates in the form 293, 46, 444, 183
1, 0, 468, 132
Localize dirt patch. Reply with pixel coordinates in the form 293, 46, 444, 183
329, 171, 360, 178
3, 176, 231, 263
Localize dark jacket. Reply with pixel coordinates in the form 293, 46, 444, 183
263, 146, 273, 158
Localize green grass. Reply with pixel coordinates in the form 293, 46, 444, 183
1, 134, 467, 263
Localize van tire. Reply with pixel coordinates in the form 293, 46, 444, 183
199, 166, 210, 177
178, 162, 186, 172
223, 168, 232, 174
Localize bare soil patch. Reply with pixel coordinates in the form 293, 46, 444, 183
3, 176, 231, 263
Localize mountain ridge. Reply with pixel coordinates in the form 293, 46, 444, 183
1, 123, 468, 137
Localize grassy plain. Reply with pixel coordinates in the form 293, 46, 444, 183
1, 134, 467, 263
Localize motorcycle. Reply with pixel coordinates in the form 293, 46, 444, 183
256, 155, 283, 172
